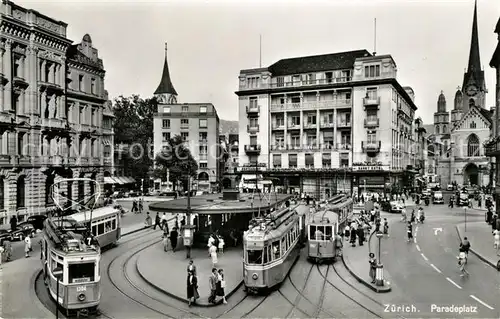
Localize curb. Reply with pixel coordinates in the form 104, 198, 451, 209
31, 269, 58, 319
136, 260, 244, 307
340, 255, 391, 293
454, 225, 498, 270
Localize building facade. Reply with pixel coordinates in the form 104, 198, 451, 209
235, 50, 419, 199
0, 0, 113, 226
426, 1, 492, 188
152, 44, 220, 192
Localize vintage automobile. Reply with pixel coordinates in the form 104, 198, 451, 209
0, 229, 10, 245
390, 201, 404, 214
9, 222, 35, 241
433, 191, 444, 204
458, 192, 469, 206
26, 215, 47, 230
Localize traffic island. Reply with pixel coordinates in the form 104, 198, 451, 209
455, 223, 498, 270
136, 242, 244, 306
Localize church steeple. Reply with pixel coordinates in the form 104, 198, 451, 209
154, 42, 178, 103
467, 0, 481, 73
437, 90, 446, 112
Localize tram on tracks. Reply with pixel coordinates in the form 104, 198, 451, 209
69, 206, 122, 248
307, 194, 353, 263
243, 204, 306, 293
41, 217, 101, 316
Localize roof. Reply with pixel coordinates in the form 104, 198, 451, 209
70, 206, 119, 223
148, 193, 293, 214
478, 107, 493, 122
463, 0, 484, 89
66, 45, 104, 70
268, 49, 371, 76
154, 43, 178, 96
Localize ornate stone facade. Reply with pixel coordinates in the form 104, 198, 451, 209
0, 1, 114, 226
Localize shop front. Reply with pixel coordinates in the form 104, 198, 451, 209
351, 165, 391, 198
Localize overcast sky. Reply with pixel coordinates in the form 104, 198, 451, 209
14, 0, 500, 124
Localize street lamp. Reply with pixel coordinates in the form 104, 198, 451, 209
141, 178, 144, 200
53, 267, 63, 319
182, 170, 195, 259
375, 231, 384, 286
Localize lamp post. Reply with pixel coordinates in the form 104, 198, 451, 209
53, 267, 63, 319
464, 206, 467, 232
141, 178, 144, 200
182, 169, 195, 259
375, 231, 384, 286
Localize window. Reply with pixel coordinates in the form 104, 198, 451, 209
249, 118, 259, 127
162, 132, 170, 141
322, 153, 331, 168
305, 153, 314, 168
46, 175, 54, 205
68, 262, 95, 283
200, 163, 207, 168
103, 145, 111, 158
249, 155, 258, 164
90, 140, 95, 157
199, 145, 208, 154
199, 106, 207, 113
367, 132, 377, 144
291, 116, 300, 126
289, 154, 297, 168
249, 97, 258, 108
13, 56, 21, 78
163, 106, 171, 113
366, 87, 378, 99
323, 131, 334, 149
199, 119, 207, 128
199, 132, 207, 142
306, 73, 316, 84
181, 132, 189, 141
78, 74, 84, 91
307, 134, 316, 147
17, 132, 25, 156
91, 108, 96, 126
469, 121, 476, 129
91, 78, 96, 94
273, 154, 282, 168
182, 106, 189, 113
307, 114, 316, 125
250, 136, 257, 145
181, 119, 189, 128
364, 65, 381, 78
246, 250, 262, 264
274, 135, 284, 148
276, 76, 284, 87
275, 116, 284, 127
325, 72, 333, 83
467, 134, 480, 157
16, 176, 25, 208
0, 177, 4, 210
272, 241, 280, 259
162, 119, 170, 128
340, 158, 349, 167
79, 106, 84, 124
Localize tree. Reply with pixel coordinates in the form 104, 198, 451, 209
154, 135, 198, 190
113, 95, 157, 182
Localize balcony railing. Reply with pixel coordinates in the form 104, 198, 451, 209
269, 144, 351, 151
362, 141, 381, 153
363, 96, 380, 106
247, 124, 259, 133
303, 123, 317, 129
246, 105, 260, 114
271, 124, 285, 130
244, 144, 261, 154
199, 153, 208, 161
364, 118, 380, 128
270, 99, 352, 112
320, 122, 335, 128
287, 123, 301, 130
337, 121, 351, 128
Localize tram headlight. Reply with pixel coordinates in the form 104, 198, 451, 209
252, 273, 258, 280
78, 293, 86, 302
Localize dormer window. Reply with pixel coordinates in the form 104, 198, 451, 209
364, 64, 380, 78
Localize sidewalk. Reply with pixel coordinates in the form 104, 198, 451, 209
455, 221, 499, 270
136, 244, 243, 306
341, 230, 392, 293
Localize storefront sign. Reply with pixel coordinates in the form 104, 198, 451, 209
352, 165, 389, 171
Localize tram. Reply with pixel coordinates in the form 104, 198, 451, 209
243, 204, 306, 293
307, 195, 353, 263
69, 206, 121, 248
41, 217, 101, 315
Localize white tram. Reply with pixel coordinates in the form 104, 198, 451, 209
307, 195, 353, 263
69, 206, 121, 248
243, 205, 306, 293
41, 217, 101, 315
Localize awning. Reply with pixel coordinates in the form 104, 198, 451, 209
114, 177, 128, 184
104, 176, 117, 184
127, 177, 137, 183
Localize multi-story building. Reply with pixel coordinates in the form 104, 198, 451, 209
152, 44, 220, 192
236, 50, 418, 199
0, 0, 113, 225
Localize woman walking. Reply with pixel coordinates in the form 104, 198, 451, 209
187, 270, 199, 307
209, 243, 218, 267
369, 253, 377, 283
216, 269, 227, 304
24, 236, 31, 258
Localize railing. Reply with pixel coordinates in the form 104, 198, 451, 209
244, 144, 262, 153
269, 144, 351, 151
363, 97, 380, 106
180, 123, 189, 129
320, 122, 335, 128
337, 121, 351, 128
246, 105, 260, 113
270, 99, 352, 112
247, 124, 259, 133
271, 124, 286, 130
287, 124, 301, 129
199, 154, 208, 161
303, 123, 317, 129
364, 118, 379, 127
362, 141, 381, 152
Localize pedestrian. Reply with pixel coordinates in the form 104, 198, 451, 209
207, 234, 215, 256
175, 216, 179, 229
344, 224, 350, 239
357, 226, 364, 246
139, 199, 144, 213
486, 208, 492, 225
161, 213, 168, 229
144, 212, 152, 227
208, 268, 218, 304
493, 229, 500, 254
154, 213, 161, 230
132, 200, 138, 213
492, 214, 498, 232
369, 253, 377, 283
218, 235, 225, 255
24, 236, 31, 258
10, 215, 17, 232
170, 227, 178, 252
350, 225, 356, 247
187, 270, 199, 307
187, 259, 197, 276
163, 227, 171, 252
209, 243, 218, 267
181, 216, 186, 227
216, 268, 227, 304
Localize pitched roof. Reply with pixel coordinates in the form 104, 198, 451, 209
268, 49, 371, 76
154, 43, 177, 96
463, 0, 484, 89
452, 105, 492, 132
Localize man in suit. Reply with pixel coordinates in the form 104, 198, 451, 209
208, 268, 218, 304
187, 259, 197, 276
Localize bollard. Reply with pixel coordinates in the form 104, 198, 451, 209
375, 263, 384, 286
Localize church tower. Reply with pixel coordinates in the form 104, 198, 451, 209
461, 0, 486, 113
154, 43, 178, 104
451, 88, 464, 126
434, 91, 450, 135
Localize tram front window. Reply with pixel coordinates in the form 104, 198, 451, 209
314, 226, 325, 240
246, 250, 263, 265
68, 262, 95, 283
325, 225, 333, 240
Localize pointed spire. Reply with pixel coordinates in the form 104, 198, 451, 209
467, 0, 481, 73
437, 91, 446, 112
154, 42, 178, 96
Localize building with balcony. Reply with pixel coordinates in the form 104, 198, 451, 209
426, 1, 493, 188
0, 1, 113, 226
236, 49, 418, 198
152, 44, 220, 192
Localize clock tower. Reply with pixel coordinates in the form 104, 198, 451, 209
154, 42, 178, 104
461, 0, 486, 113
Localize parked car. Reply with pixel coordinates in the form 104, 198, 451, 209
9, 222, 35, 241
446, 184, 454, 191
390, 201, 404, 214
433, 191, 444, 204
0, 229, 10, 245
458, 192, 469, 206
26, 214, 47, 230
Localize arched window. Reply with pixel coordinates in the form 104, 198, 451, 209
16, 176, 25, 208
469, 99, 475, 107
467, 134, 480, 157
436, 126, 440, 134
46, 175, 54, 205
78, 174, 85, 202
470, 121, 476, 129
443, 125, 447, 132
89, 173, 96, 197
427, 145, 435, 156
0, 177, 4, 210
198, 172, 209, 181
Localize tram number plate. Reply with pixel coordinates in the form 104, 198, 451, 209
76, 286, 87, 292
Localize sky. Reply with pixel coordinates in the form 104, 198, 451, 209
13, 0, 500, 124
